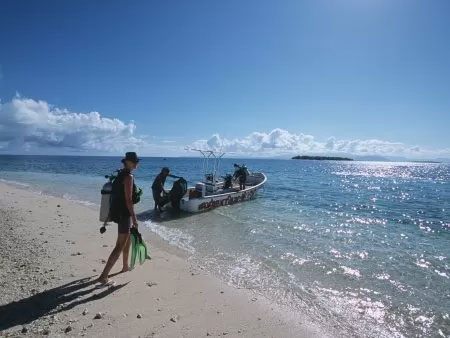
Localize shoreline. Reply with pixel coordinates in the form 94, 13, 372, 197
0, 182, 326, 337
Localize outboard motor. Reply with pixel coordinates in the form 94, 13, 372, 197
169, 177, 187, 211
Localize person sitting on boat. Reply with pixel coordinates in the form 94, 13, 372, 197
152, 167, 170, 212
233, 164, 247, 190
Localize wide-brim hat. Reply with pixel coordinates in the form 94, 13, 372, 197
122, 152, 140, 163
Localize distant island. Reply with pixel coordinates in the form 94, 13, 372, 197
292, 155, 354, 161
411, 160, 441, 164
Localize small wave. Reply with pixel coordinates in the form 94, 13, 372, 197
414, 315, 435, 329
0, 178, 30, 188
434, 270, 449, 278
415, 258, 431, 269
280, 252, 309, 266
62, 193, 98, 207
375, 274, 408, 291
293, 223, 313, 232
330, 248, 345, 258
314, 286, 395, 337
346, 216, 387, 225
225, 254, 265, 287
143, 220, 195, 253
340, 266, 361, 277
329, 249, 368, 260
332, 169, 415, 179
389, 279, 408, 292
375, 273, 390, 280
355, 251, 369, 259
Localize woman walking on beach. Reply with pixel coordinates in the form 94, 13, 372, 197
97, 152, 140, 285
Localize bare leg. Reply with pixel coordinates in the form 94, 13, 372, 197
154, 199, 161, 215
97, 234, 129, 284
121, 235, 131, 272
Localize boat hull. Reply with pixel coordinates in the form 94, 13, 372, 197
179, 173, 266, 213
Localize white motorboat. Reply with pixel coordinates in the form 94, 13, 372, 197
169, 149, 267, 213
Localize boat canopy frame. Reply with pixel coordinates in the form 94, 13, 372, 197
186, 147, 226, 185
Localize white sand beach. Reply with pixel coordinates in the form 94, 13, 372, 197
0, 182, 325, 337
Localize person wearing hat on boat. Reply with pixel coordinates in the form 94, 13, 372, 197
152, 167, 170, 213
97, 152, 140, 285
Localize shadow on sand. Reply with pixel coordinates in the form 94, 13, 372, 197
0, 276, 128, 331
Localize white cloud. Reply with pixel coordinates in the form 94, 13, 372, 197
1, 96, 448, 160
0, 96, 146, 152
193, 128, 450, 159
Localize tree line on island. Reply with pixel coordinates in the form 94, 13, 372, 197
292, 155, 354, 161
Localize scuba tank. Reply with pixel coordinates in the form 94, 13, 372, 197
100, 175, 115, 222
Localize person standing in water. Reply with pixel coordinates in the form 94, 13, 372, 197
97, 152, 140, 285
152, 167, 170, 213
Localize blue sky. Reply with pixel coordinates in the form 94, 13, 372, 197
0, 0, 449, 158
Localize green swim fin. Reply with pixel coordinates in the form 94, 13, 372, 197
130, 230, 139, 270
142, 239, 151, 260
138, 242, 146, 265
130, 228, 151, 269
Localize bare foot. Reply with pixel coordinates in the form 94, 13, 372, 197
95, 277, 116, 288
96, 276, 109, 284
121, 266, 130, 273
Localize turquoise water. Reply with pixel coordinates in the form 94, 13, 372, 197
1, 155, 449, 337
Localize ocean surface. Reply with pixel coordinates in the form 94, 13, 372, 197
0, 155, 449, 337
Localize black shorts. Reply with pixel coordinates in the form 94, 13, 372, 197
117, 215, 131, 234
